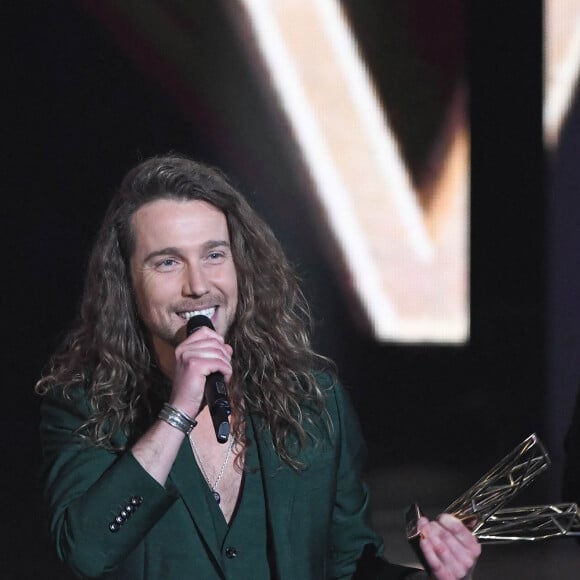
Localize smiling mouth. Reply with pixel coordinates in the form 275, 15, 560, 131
178, 306, 217, 320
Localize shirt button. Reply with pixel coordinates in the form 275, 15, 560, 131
225, 546, 239, 559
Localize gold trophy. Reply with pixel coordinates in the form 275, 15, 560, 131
406, 433, 580, 545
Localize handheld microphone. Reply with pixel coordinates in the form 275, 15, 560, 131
186, 315, 231, 443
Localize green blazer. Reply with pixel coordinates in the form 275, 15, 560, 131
39, 379, 421, 579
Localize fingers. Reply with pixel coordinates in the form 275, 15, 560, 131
418, 514, 481, 580
171, 327, 233, 415
177, 326, 232, 374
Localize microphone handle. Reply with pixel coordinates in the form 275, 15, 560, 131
205, 371, 231, 444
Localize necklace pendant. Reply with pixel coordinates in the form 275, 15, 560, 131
212, 490, 221, 504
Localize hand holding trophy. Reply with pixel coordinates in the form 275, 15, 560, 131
407, 433, 580, 548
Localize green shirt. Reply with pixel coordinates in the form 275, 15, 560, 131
195, 419, 271, 579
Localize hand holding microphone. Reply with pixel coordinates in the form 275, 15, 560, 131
186, 315, 232, 443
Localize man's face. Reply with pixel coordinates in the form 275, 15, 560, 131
130, 198, 238, 363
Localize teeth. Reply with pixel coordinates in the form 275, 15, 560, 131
181, 307, 216, 320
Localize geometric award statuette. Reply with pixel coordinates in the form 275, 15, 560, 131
445, 433, 551, 533
475, 503, 580, 543
406, 434, 580, 547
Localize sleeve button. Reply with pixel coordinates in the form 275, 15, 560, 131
109, 522, 120, 533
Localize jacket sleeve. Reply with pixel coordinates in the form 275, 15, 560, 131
39, 387, 178, 578
327, 379, 425, 580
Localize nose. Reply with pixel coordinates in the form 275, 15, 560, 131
183, 264, 209, 298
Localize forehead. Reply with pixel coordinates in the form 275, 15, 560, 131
130, 199, 229, 252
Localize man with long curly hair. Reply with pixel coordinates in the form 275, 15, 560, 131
36, 154, 480, 579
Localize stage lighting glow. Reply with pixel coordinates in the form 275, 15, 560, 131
235, 0, 469, 343
544, 0, 580, 147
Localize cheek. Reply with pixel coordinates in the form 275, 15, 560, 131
130, 279, 146, 314
132, 286, 155, 326
227, 268, 239, 301
132, 274, 169, 317
230, 269, 238, 292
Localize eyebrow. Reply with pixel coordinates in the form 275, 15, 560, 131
142, 240, 231, 264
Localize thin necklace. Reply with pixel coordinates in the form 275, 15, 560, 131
189, 436, 234, 504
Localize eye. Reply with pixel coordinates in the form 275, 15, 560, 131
155, 258, 180, 271
207, 251, 226, 263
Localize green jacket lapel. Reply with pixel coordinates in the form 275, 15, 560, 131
250, 415, 298, 580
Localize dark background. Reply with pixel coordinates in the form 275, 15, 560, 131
3, 0, 579, 577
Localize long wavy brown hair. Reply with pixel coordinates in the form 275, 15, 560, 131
36, 154, 333, 469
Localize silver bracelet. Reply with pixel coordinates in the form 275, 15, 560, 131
158, 403, 198, 435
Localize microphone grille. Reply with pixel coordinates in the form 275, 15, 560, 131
186, 315, 215, 336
